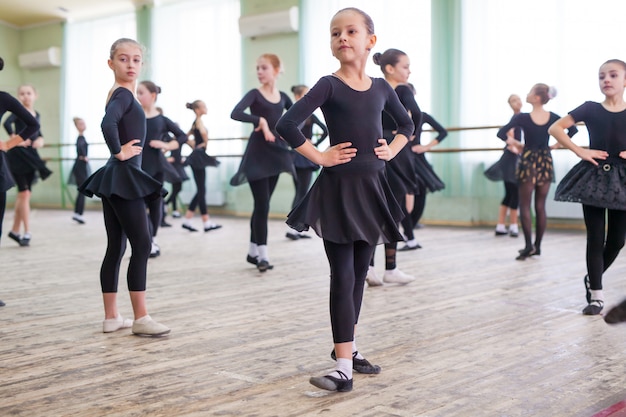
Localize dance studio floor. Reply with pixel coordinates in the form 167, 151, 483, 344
2, 209, 626, 417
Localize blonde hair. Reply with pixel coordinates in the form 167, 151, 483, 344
109, 38, 144, 60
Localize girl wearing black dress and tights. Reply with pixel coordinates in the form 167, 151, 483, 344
230, 53, 294, 272
181, 100, 221, 233
137, 81, 187, 257
497, 83, 577, 260
0, 56, 40, 306
365, 48, 420, 286
68, 117, 91, 225
277, 8, 414, 392
550, 59, 626, 317
4, 84, 51, 247
285, 84, 328, 240
79, 38, 169, 336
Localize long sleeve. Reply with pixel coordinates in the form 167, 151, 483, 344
164, 116, 188, 146
230, 90, 261, 127
395, 85, 422, 136
496, 114, 520, 141
421, 113, 448, 142
0, 92, 39, 140
382, 83, 414, 141
311, 114, 329, 146
101, 88, 134, 155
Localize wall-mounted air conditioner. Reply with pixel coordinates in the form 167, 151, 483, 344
238, 6, 298, 38
18, 47, 61, 69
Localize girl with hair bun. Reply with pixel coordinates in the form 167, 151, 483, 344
136, 80, 188, 257
497, 83, 577, 260
180, 99, 221, 233
549, 59, 626, 317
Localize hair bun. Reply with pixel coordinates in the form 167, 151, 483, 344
185, 102, 193, 109
548, 86, 557, 99
0, 57, 4, 71
372, 52, 381, 65
157, 86, 162, 94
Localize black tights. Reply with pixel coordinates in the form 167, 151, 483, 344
518, 180, 550, 251
370, 242, 398, 271
146, 173, 163, 238
583, 205, 626, 290
411, 184, 427, 227
292, 168, 313, 209
248, 175, 279, 245
324, 239, 376, 343
100, 196, 151, 293
74, 190, 85, 215
166, 182, 182, 211
188, 168, 207, 215
0, 191, 5, 239
502, 181, 519, 209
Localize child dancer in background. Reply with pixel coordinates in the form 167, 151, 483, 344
549, 59, 626, 316
276, 7, 414, 392
485, 94, 522, 237
286, 84, 328, 240
230, 54, 294, 272
497, 83, 577, 260
68, 117, 91, 224
3, 84, 51, 247
181, 99, 221, 233
79, 38, 169, 336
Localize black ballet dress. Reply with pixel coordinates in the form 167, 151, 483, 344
292, 114, 328, 171
484, 122, 521, 183
183, 124, 220, 169
79, 87, 162, 201
276, 75, 414, 245
0, 92, 39, 192
68, 134, 91, 186
555, 101, 626, 210
230, 89, 295, 186
497, 112, 577, 185
143, 115, 187, 184
4, 110, 52, 182
383, 84, 421, 203
413, 113, 446, 192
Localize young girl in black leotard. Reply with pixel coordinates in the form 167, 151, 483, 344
0, 56, 39, 306
79, 38, 169, 336
497, 83, 577, 260
68, 117, 91, 225
550, 59, 626, 317
137, 81, 187, 257
285, 84, 328, 241
230, 53, 294, 272
276, 8, 414, 392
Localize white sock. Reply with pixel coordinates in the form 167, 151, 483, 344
183, 219, 192, 227
590, 290, 604, 301
352, 341, 364, 359
495, 224, 507, 232
258, 245, 269, 262
134, 315, 151, 323
248, 242, 258, 257
405, 238, 418, 247
509, 224, 519, 233
204, 220, 215, 228
329, 358, 353, 379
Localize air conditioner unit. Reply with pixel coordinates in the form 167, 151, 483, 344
18, 47, 61, 69
238, 6, 298, 38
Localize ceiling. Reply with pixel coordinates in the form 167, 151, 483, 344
0, 0, 174, 28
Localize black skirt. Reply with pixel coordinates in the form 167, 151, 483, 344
413, 153, 445, 192
184, 148, 220, 170
0, 152, 15, 192
68, 159, 92, 186
387, 145, 418, 202
287, 158, 404, 245
555, 158, 626, 210
517, 148, 554, 185
6, 147, 52, 180
484, 149, 519, 183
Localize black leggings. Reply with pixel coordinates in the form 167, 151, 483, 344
292, 168, 313, 209
74, 189, 85, 215
146, 172, 163, 238
166, 182, 182, 211
324, 239, 376, 343
411, 183, 427, 227
518, 180, 550, 250
502, 181, 519, 209
583, 205, 626, 291
100, 196, 151, 293
248, 175, 279, 245
0, 191, 5, 239
370, 242, 398, 271
188, 168, 207, 215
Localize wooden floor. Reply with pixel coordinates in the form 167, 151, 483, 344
2, 209, 626, 417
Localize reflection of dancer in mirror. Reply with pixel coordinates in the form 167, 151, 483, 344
68, 117, 91, 225
485, 94, 522, 237
550, 59, 626, 317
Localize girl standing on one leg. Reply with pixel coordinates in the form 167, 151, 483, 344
137, 81, 186, 257
285, 84, 328, 241
497, 83, 577, 260
68, 117, 91, 225
181, 100, 221, 233
276, 7, 414, 392
79, 38, 169, 336
485, 94, 522, 237
3, 84, 52, 247
550, 59, 626, 316
230, 54, 294, 272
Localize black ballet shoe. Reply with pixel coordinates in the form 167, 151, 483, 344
309, 370, 353, 392
160, 221, 172, 228
246, 255, 258, 265
331, 349, 381, 374
285, 232, 300, 240
257, 260, 274, 272
515, 247, 537, 261
8, 231, 21, 245
495, 230, 508, 236
604, 299, 626, 324
398, 242, 422, 251
298, 233, 312, 239
204, 224, 222, 232
584, 275, 591, 304
0, 299, 5, 307
582, 299, 604, 316
182, 224, 198, 232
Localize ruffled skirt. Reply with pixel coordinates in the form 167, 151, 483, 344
387, 145, 417, 201
413, 153, 445, 192
0, 152, 15, 192
517, 148, 554, 185
484, 149, 519, 183
555, 158, 626, 210
68, 159, 92, 186
7, 147, 52, 180
79, 158, 164, 201
184, 148, 220, 170
287, 161, 404, 245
